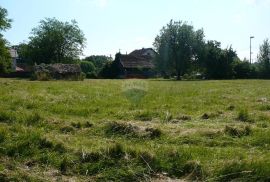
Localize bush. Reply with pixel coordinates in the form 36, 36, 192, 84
32, 71, 52, 81
0, 38, 12, 74
86, 71, 98, 79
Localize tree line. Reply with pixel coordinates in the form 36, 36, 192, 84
0, 6, 270, 80
153, 20, 270, 80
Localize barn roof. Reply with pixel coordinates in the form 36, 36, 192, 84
35, 63, 81, 74
50, 64, 81, 74
119, 54, 154, 69
129, 48, 156, 58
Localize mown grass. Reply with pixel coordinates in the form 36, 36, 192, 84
0, 78, 270, 181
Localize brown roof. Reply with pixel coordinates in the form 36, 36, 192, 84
50, 64, 81, 73
35, 63, 81, 74
129, 48, 156, 58
120, 54, 154, 69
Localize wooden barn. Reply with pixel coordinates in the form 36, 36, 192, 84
114, 48, 157, 78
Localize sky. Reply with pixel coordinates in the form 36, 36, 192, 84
1, 0, 270, 61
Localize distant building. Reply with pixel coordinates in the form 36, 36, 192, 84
34, 63, 83, 80
115, 48, 157, 78
129, 48, 157, 58
9, 48, 24, 72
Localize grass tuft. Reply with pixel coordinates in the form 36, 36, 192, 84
237, 109, 253, 123
107, 143, 125, 159
145, 127, 162, 139
71, 122, 82, 129
60, 126, 75, 133
183, 160, 203, 180
201, 113, 219, 119
224, 125, 252, 138
106, 122, 139, 136
227, 105, 235, 111
176, 115, 192, 121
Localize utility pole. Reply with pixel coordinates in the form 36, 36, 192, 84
250, 36, 254, 64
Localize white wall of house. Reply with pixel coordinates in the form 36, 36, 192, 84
9, 49, 18, 71
142, 49, 156, 58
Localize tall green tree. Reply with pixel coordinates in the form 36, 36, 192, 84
257, 39, 270, 78
26, 18, 86, 65
0, 6, 12, 73
153, 20, 204, 80
201, 41, 237, 79
83, 55, 112, 73
232, 58, 258, 79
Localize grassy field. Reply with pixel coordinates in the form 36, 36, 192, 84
0, 78, 270, 181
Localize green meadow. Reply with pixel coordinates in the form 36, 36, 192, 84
0, 78, 270, 181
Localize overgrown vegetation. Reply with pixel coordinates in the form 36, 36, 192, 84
153, 19, 270, 80
0, 79, 270, 181
0, 6, 12, 74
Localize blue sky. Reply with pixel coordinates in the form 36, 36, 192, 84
1, 0, 270, 61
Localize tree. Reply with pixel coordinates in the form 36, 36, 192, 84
201, 41, 237, 79
0, 6, 12, 74
257, 39, 270, 78
83, 55, 112, 73
25, 18, 86, 65
0, 37, 11, 73
0, 7, 11, 31
153, 20, 205, 80
80, 61, 97, 78
233, 58, 257, 79
99, 53, 122, 78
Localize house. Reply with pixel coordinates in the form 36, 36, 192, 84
129, 48, 157, 58
114, 48, 157, 78
9, 48, 26, 72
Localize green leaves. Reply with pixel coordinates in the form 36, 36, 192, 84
0, 6, 12, 74
0, 6, 12, 32
154, 20, 205, 80
26, 18, 86, 64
